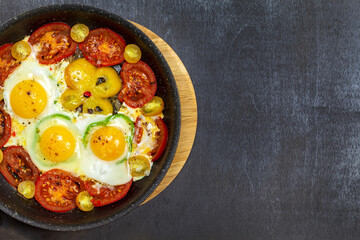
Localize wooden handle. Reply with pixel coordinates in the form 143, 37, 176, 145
130, 21, 198, 204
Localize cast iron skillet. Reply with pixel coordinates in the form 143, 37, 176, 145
0, 4, 180, 231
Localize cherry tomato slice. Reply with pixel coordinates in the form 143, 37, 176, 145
85, 179, 132, 207
79, 28, 126, 67
124, 44, 141, 63
11, 41, 31, 61
76, 191, 94, 212
18, 180, 35, 199
118, 61, 157, 108
70, 24, 89, 43
0, 43, 20, 86
35, 169, 85, 213
141, 96, 164, 116
0, 146, 39, 187
28, 22, 77, 65
128, 155, 151, 177
150, 118, 168, 161
0, 107, 11, 148
133, 117, 143, 144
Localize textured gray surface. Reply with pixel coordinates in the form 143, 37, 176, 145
0, 0, 359, 239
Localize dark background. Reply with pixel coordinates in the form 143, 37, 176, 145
0, 0, 359, 239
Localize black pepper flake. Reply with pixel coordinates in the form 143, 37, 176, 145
96, 77, 106, 85
76, 105, 83, 113
95, 106, 103, 112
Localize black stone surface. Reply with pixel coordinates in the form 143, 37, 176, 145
0, 0, 359, 239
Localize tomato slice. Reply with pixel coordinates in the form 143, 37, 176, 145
118, 61, 157, 108
0, 106, 11, 148
0, 43, 20, 86
0, 146, 39, 187
35, 169, 84, 213
133, 117, 143, 144
79, 28, 126, 67
85, 179, 132, 207
150, 118, 168, 161
28, 22, 77, 65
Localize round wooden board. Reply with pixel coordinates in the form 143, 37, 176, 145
130, 22, 197, 204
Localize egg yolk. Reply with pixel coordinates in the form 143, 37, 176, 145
40, 126, 76, 162
10, 80, 47, 119
90, 126, 125, 161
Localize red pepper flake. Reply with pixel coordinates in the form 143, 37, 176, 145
50, 67, 53, 71
12, 132, 16, 137
83, 91, 91, 98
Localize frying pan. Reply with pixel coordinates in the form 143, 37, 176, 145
0, 4, 181, 231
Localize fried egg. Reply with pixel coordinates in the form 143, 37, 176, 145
25, 114, 82, 174
79, 114, 133, 185
3, 60, 56, 122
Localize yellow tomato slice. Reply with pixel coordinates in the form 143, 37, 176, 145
18, 180, 35, 199
124, 44, 141, 63
11, 41, 31, 61
128, 155, 151, 177
71, 24, 89, 43
141, 96, 164, 116
76, 191, 94, 211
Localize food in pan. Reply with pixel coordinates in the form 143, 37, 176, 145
0, 22, 168, 213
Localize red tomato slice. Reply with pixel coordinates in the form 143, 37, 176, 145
28, 22, 77, 65
79, 28, 126, 67
118, 61, 157, 108
133, 117, 143, 144
35, 169, 84, 213
0, 43, 20, 86
0, 146, 39, 187
150, 118, 168, 161
0, 106, 11, 148
85, 179, 132, 207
